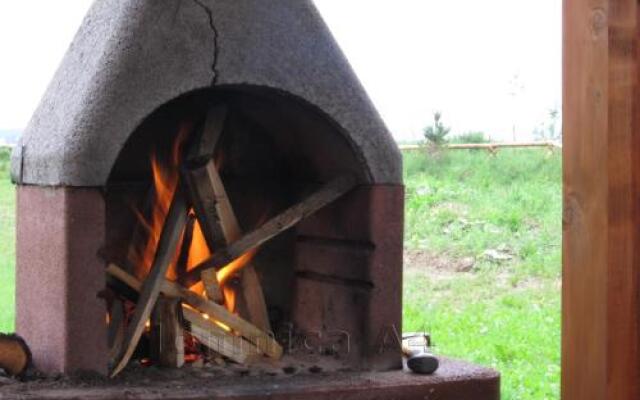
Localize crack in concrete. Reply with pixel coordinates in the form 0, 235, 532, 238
192, 0, 220, 85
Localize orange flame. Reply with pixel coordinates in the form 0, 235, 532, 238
131, 123, 190, 279
131, 121, 256, 315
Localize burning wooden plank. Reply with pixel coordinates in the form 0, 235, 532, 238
150, 296, 185, 368
182, 307, 258, 365
110, 187, 189, 377
106, 263, 283, 360
186, 174, 357, 283
201, 268, 224, 304
186, 105, 228, 166
184, 106, 270, 331
184, 106, 229, 251
107, 298, 125, 363
175, 213, 196, 283
186, 161, 271, 331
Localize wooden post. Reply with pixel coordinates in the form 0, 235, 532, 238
563, 1, 640, 399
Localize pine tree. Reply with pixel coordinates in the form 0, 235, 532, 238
423, 112, 451, 145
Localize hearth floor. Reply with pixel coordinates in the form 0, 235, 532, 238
0, 358, 498, 400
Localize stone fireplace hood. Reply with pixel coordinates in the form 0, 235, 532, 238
11, 0, 401, 187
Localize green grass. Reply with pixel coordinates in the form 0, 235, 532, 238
0, 147, 561, 398
403, 148, 561, 399
0, 148, 15, 332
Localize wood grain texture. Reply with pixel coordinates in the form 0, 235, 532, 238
195, 162, 270, 332
150, 296, 185, 368
563, 1, 640, 398
186, 106, 228, 164
182, 307, 258, 365
183, 105, 271, 332
187, 175, 357, 282
106, 263, 282, 360
201, 267, 224, 304
185, 164, 228, 251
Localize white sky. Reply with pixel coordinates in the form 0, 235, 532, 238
0, 1, 561, 142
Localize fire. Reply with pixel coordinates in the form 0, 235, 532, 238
130, 122, 255, 314
131, 123, 189, 279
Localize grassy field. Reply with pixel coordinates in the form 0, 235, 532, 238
0, 147, 561, 398
403, 148, 561, 399
0, 148, 15, 332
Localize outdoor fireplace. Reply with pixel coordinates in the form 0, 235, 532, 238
9, 0, 498, 398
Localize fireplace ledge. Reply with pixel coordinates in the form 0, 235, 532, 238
0, 358, 499, 400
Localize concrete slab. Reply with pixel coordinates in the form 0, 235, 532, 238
0, 358, 499, 400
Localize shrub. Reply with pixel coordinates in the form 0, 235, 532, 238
450, 131, 490, 144
423, 112, 451, 145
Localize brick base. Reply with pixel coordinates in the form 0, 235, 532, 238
293, 185, 404, 370
15, 186, 108, 374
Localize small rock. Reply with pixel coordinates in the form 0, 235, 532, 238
282, 366, 297, 375
308, 366, 322, 374
483, 249, 513, 262
456, 257, 476, 272
0, 376, 15, 386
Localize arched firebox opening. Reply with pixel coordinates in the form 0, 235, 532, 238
103, 85, 402, 372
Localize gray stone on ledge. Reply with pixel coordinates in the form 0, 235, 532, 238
12, 0, 402, 187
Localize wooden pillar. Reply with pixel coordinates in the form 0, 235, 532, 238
563, 1, 640, 399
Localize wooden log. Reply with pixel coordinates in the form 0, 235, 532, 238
186, 105, 228, 165
237, 267, 270, 332
184, 163, 228, 251
175, 213, 196, 283
182, 307, 258, 365
110, 187, 189, 377
164, 278, 282, 360
183, 105, 270, 332
107, 262, 143, 292
187, 161, 270, 331
106, 263, 282, 360
201, 268, 224, 304
183, 106, 231, 304
108, 298, 125, 363
186, 174, 357, 283
150, 296, 185, 368
0, 334, 31, 377
201, 162, 270, 331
